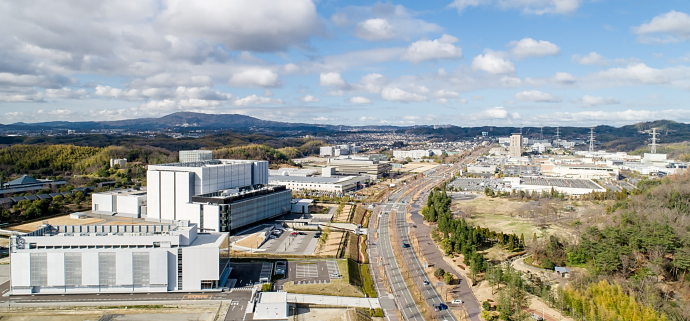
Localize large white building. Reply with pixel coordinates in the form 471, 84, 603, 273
92, 188, 147, 217
146, 159, 290, 233
269, 175, 368, 193
393, 150, 432, 159
9, 221, 229, 295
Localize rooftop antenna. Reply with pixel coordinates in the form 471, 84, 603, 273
650, 128, 658, 154
589, 127, 595, 153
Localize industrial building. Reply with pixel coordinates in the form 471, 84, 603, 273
509, 134, 523, 157
179, 150, 213, 163
326, 158, 391, 179
9, 221, 229, 295
145, 159, 290, 233
466, 165, 497, 174
92, 188, 147, 218
269, 175, 368, 193
392, 150, 432, 159
319, 144, 362, 157
0, 175, 67, 196
505, 177, 606, 195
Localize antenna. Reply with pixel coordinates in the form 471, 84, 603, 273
589, 127, 595, 153
650, 128, 658, 154
519, 123, 523, 135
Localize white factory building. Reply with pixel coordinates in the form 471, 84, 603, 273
92, 188, 147, 218
9, 221, 229, 295
392, 150, 433, 159
145, 160, 291, 233
92, 159, 292, 234
319, 144, 362, 157
504, 177, 606, 196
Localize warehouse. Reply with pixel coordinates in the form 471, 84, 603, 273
9, 221, 229, 295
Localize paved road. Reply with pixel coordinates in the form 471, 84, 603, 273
394, 205, 456, 321
410, 189, 482, 321
378, 204, 424, 321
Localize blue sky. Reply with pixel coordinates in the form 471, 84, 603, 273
1, 0, 690, 126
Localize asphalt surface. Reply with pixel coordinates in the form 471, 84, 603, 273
378, 203, 424, 321
274, 260, 332, 290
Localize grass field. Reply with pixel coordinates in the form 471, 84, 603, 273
466, 214, 572, 242
9, 215, 105, 232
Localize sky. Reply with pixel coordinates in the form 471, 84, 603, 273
1, 0, 690, 127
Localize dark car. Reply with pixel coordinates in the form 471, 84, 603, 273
298, 232, 307, 235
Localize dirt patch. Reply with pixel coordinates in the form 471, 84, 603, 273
465, 214, 572, 242
314, 230, 344, 256
454, 195, 523, 216
0, 304, 220, 321
10, 215, 105, 233
292, 307, 350, 321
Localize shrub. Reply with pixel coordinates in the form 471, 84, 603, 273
443, 271, 453, 284
482, 300, 492, 311
434, 268, 445, 279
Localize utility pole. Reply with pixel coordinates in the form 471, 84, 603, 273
650, 128, 658, 154
588, 128, 595, 153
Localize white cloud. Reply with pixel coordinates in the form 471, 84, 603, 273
300, 95, 320, 103
553, 72, 576, 84
381, 87, 427, 102
514, 90, 561, 102
433, 90, 460, 98
228, 69, 280, 87
500, 76, 523, 87
532, 109, 690, 125
458, 98, 468, 104
593, 63, 690, 85
467, 106, 519, 120
472, 51, 516, 74
354, 18, 396, 41
319, 72, 349, 88
507, 38, 560, 59
472, 95, 484, 100
326, 90, 344, 97
402, 34, 463, 63
355, 73, 388, 93
633, 10, 690, 44
94, 85, 142, 100
435, 98, 448, 105
350, 96, 372, 104
157, 0, 322, 52
45, 88, 88, 99
129, 74, 213, 89
339, 3, 442, 42
232, 94, 283, 106
450, 0, 579, 15
575, 95, 620, 106
571, 52, 608, 66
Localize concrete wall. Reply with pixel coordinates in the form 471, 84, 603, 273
92, 193, 115, 213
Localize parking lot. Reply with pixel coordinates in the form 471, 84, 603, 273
450, 178, 503, 192
259, 230, 320, 255
274, 260, 339, 290
228, 262, 264, 288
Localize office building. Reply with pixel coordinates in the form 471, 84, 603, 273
146, 159, 290, 233
319, 144, 361, 157
326, 158, 391, 179
9, 221, 229, 295
179, 150, 213, 163
269, 175, 368, 193
509, 134, 523, 157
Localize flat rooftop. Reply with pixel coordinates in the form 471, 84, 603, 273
151, 159, 257, 168
96, 188, 147, 197
189, 233, 227, 248
268, 175, 365, 184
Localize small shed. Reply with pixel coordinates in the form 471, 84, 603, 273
555, 267, 571, 278
70, 212, 87, 219
291, 199, 314, 214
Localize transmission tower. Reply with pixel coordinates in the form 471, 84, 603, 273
555, 126, 560, 142
650, 128, 658, 154
540, 126, 544, 141
589, 128, 595, 153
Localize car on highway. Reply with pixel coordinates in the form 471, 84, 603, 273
423, 280, 430, 285
434, 303, 448, 311
451, 299, 463, 304
401, 242, 410, 248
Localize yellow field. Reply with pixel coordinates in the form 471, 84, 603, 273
10, 215, 105, 233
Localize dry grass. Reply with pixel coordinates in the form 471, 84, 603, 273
332, 204, 352, 222
315, 231, 344, 256
10, 215, 105, 233
233, 232, 265, 249
283, 259, 365, 297
465, 214, 572, 241
400, 162, 440, 173
454, 195, 524, 216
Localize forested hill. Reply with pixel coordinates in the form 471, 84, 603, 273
405, 120, 690, 152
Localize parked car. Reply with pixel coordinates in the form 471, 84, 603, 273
531, 315, 544, 321
451, 299, 463, 304
298, 232, 306, 235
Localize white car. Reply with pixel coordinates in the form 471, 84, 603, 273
451, 299, 463, 304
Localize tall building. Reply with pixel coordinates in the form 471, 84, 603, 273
146, 159, 290, 233
9, 221, 229, 295
179, 150, 213, 163
509, 134, 523, 157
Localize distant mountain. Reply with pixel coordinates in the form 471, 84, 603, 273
4, 112, 343, 132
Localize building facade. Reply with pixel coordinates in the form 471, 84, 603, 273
9, 221, 228, 295
179, 150, 213, 163
509, 134, 523, 157
146, 160, 290, 233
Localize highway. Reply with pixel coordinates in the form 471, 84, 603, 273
375, 146, 489, 321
